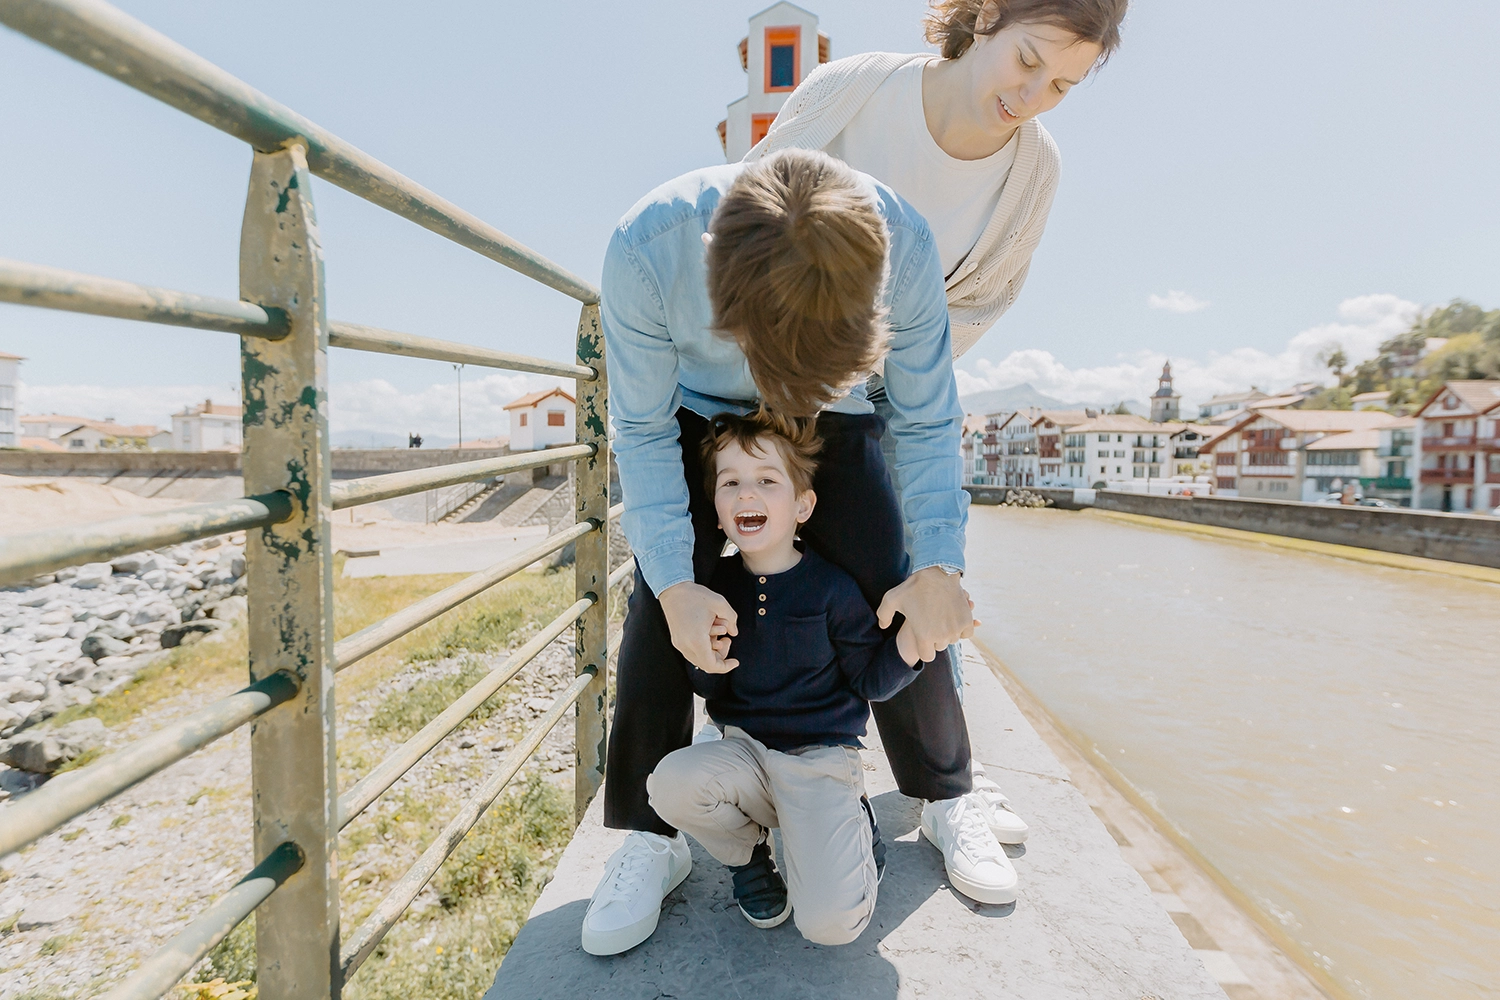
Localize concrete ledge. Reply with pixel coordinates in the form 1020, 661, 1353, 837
487, 643, 1226, 1000
1088, 490, 1500, 569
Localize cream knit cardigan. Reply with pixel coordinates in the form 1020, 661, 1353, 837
746, 52, 1061, 359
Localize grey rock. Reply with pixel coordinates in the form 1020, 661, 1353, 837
203, 596, 247, 622
5, 680, 45, 704
56, 659, 95, 685
81, 633, 130, 661
17, 892, 82, 931
111, 552, 152, 575
160, 619, 225, 649
0, 718, 105, 774
231, 577, 248, 597
95, 619, 136, 641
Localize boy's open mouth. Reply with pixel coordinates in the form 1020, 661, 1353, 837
733, 512, 767, 534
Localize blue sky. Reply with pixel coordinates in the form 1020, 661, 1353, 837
2, 0, 1496, 436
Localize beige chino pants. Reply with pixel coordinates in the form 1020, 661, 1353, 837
646, 727, 878, 946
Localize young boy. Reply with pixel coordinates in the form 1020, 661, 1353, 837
644, 411, 923, 946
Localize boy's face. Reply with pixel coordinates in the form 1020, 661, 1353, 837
712, 437, 816, 560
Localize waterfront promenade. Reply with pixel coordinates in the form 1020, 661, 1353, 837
489, 643, 1247, 1000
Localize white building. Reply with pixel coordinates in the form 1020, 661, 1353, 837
1203, 408, 1406, 501
1198, 388, 1270, 420
719, 3, 830, 161
1412, 380, 1500, 513
20, 412, 168, 451
172, 399, 242, 452
0, 351, 20, 448
504, 388, 576, 452
1065, 414, 1193, 488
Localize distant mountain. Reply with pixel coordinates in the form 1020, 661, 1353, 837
958, 382, 1147, 417
957, 383, 1069, 415
331, 430, 460, 450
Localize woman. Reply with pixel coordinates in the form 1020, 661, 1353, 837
748, 0, 1128, 844
749, 0, 1126, 353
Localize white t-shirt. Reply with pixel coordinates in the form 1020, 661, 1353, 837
825, 59, 1019, 278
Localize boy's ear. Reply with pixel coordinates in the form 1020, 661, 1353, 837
795, 489, 817, 525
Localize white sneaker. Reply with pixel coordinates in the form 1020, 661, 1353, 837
580, 831, 693, 956
920, 796, 1018, 905
971, 763, 1030, 844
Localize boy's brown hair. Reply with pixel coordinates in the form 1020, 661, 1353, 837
925, 0, 1127, 64
705, 149, 890, 418
701, 410, 823, 497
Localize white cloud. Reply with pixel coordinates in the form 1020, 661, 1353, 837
1148, 290, 1211, 314
18, 294, 1424, 433
956, 293, 1421, 411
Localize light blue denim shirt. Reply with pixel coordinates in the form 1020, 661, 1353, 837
602, 163, 968, 595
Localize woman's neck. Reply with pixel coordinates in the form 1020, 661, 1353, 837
922, 57, 1019, 161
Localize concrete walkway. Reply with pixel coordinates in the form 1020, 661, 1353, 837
487, 644, 1228, 1000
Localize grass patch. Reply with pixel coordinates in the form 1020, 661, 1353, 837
39, 933, 75, 956
368, 658, 494, 738
109, 813, 131, 829
194, 916, 257, 985
344, 775, 571, 1000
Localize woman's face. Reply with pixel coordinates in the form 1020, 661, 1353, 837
963, 20, 1103, 134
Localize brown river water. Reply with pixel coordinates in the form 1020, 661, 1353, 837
965, 507, 1499, 1000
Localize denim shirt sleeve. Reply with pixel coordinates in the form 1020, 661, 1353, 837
882, 224, 970, 574
600, 226, 697, 595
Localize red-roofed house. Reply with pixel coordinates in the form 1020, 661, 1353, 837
504, 388, 576, 451
1413, 380, 1500, 512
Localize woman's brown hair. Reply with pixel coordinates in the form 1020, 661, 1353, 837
924, 0, 1127, 63
705, 149, 890, 417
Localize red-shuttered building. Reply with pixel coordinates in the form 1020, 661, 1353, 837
1413, 380, 1500, 512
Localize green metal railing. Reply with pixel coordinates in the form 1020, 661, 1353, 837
0, 1, 616, 996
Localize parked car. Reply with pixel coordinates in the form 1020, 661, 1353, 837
1357, 497, 1400, 509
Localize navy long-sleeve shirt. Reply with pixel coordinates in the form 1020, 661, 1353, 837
689, 548, 923, 751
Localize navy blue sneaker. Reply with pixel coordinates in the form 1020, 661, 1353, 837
728, 837, 790, 928
861, 795, 887, 883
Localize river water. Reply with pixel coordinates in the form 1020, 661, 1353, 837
965, 507, 1499, 1000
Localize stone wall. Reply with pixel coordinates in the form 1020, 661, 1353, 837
1093, 491, 1500, 568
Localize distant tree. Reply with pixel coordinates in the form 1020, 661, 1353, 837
1110, 401, 1132, 415
1317, 344, 1350, 385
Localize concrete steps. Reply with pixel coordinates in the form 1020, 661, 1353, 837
485, 642, 1229, 1000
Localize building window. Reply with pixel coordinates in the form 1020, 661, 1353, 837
518, 413, 528, 427
547, 411, 566, 427
1098, 434, 1110, 443
765, 27, 801, 91
751, 112, 776, 147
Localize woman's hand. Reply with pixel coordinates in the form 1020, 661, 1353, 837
660, 581, 740, 674
876, 566, 977, 663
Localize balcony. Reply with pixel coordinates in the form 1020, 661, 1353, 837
1421, 468, 1475, 484
1422, 436, 1476, 451
1373, 477, 1412, 490
1376, 446, 1413, 458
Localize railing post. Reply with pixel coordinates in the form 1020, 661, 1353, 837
240, 144, 341, 998
573, 303, 609, 823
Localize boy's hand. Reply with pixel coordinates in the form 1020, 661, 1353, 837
660, 581, 740, 674
877, 566, 976, 663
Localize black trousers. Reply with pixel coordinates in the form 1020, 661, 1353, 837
604, 407, 973, 834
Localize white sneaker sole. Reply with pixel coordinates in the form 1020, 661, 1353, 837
740, 902, 792, 929
580, 854, 693, 956
991, 819, 1029, 845
920, 816, 1018, 906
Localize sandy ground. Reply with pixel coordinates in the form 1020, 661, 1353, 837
0, 476, 187, 533
1, 475, 535, 555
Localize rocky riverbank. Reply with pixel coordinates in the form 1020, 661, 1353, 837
0, 536, 247, 758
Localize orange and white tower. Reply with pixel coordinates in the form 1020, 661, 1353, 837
718, 3, 830, 162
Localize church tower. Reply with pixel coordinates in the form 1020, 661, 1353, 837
1150, 360, 1181, 423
